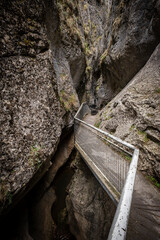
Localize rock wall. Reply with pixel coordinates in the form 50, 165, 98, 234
96, 44, 160, 180
47, 0, 107, 105
47, 0, 160, 108
96, 0, 160, 107
0, 0, 160, 238
0, 0, 66, 214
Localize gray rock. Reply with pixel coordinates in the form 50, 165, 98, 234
1, 1, 160, 236
66, 156, 116, 240
96, 0, 160, 106
0, 0, 79, 214
0, 1, 49, 57
98, 44, 160, 179
0, 50, 64, 213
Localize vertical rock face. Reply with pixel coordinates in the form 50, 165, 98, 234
0, 51, 63, 204
96, 0, 160, 107
0, 0, 66, 213
97, 44, 160, 179
46, 0, 107, 105
46, 0, 160, 107
0, 0, 160, 238
45, 0, 81, 112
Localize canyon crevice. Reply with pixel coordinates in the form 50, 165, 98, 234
0, 0, 160, 239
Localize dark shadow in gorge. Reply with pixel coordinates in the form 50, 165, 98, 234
0, 196, 32, 239
0, 147, 76, 240
51, 150, 77, 240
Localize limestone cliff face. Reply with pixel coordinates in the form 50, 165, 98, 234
0, 0, 160, 231
45, 0, 107, 105
96, 0, 160, 107
96, 44, 160, 180
0, 0, 66, 213
52, 0, 160, 107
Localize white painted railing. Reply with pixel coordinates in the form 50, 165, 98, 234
74, 102, 139, 240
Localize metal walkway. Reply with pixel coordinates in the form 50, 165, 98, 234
74, 103, 139, 240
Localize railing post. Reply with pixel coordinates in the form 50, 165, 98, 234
74, 117, 76, 145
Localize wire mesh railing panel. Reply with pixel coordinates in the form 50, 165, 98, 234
74, 119, 130, 194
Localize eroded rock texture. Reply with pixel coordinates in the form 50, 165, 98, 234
96, 0, 160, 107
0, 0, 66, 213
0, 0, 160, 237
49, 0, 160, 108
0, 50, 63, 204
97, 44, 160, 179
46, 0, 107, 105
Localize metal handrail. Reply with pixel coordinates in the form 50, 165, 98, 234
74, 102, 139, 240
75, 117, 135, 150
108, 148, 139, 240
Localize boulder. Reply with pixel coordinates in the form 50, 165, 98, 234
0, 0, 65, 213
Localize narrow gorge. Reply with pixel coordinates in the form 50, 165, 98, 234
0, 0, 160, 239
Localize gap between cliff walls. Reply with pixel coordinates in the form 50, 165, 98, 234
44, 0, 160, 110
1, 0, 160, 239
93, 0, 160, 109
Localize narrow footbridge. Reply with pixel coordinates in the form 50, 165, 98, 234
74, 103, 139, 240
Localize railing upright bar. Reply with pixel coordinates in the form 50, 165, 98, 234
122, 161, 124, 191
